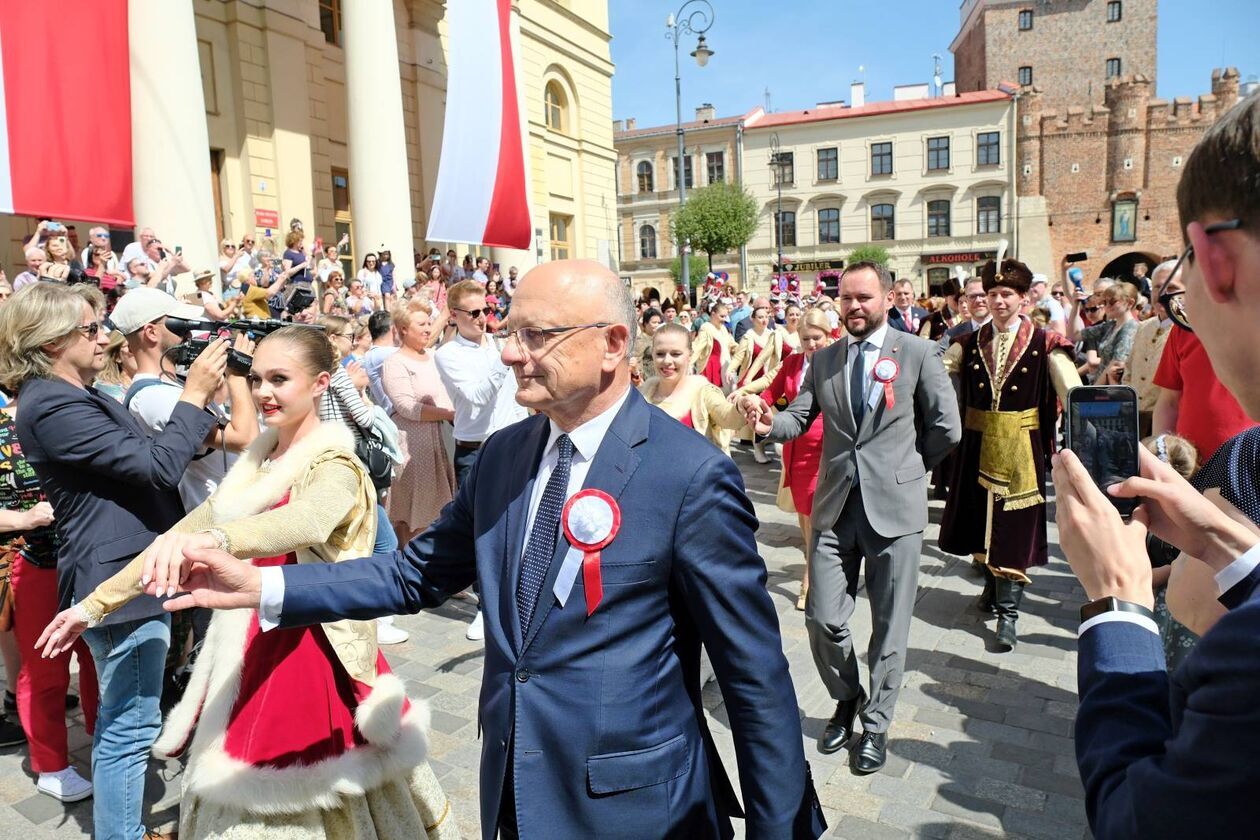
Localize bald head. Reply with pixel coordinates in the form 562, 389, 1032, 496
514, 260, 637, 359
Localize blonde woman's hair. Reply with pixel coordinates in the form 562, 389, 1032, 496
1107, 281, 1140, 308
233, 267, 255, 285
391, 297, 433, 332
0, 283, 92, 391
1142, 434, 1199, 479
98, 329, 131, 387
801, 308, 832, 337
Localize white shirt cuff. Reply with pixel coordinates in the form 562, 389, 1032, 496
1079, 611, 1160, 637
1215, 542, 1260, 596
257, 566, 286, 631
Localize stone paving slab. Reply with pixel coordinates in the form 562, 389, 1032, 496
0, 443, 1090, 839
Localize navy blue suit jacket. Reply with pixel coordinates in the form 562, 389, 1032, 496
277, 389, 825, 839
16, 377, 216, 625
1076, 568, 1260, 838
887, 305, 929, 334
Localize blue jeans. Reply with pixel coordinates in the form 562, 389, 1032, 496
374, 503, 398, 553
83, 615, 171, 840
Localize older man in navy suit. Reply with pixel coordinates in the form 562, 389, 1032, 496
1052, 94, 1260, 839
162, 260, 825, 839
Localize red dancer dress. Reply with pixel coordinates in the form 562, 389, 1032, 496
761, 352, 823, 514
701, 337, 724, 387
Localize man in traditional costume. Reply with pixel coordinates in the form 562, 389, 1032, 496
939, 256, 1081, 651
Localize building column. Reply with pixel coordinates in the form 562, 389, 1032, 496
129, 0, 218, 289
343, 1, 415, 274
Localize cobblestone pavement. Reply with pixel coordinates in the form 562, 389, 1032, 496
0, 444, 1089, 839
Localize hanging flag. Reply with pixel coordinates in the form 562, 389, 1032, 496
426, 0, 530, 250
0, 0, 134, 226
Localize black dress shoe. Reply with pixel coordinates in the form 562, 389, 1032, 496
818, 690, 865, 754
852, 731, 887, 774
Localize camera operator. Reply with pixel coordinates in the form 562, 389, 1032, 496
0, 282, 230, 840
109, 288, 259, 510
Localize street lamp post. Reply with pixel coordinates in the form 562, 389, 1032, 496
666, 0, 715, 304
769, 133, 784, 289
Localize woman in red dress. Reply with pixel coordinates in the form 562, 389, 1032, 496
690, 300, 736, 389
744, 309, 833, 609
39, 327, 454, 839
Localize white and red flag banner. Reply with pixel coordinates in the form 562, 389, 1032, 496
426, 0, 531, 250
0, 0, 134, 226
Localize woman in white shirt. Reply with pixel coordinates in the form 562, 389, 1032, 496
357, 253, 384, 309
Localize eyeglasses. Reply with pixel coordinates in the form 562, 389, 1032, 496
494, 322, 611, 352
1085, 305, 1105, 314
453, 306, 494, 318
1164, 218, 1245, 332
225, 245, 236, 250
1051, 291, 1066, 298
965, 292, 987, 301
91, 231, 109, 239
74, 321, 103, 340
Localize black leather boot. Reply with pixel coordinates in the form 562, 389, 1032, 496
975, 568, 996, 614
993, 577, 1024, 653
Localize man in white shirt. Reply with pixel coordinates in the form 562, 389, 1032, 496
79, 227, 120, 275
435, 279, 527, 640
13, 246, 44, 290
472, 256, 491, 285
1029, 273, 1067, 335
360, 311, 398, 413
1051, 94, 1260, 838
110, 288, 259, 511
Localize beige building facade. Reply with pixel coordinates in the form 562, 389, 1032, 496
613, 106, 743, 301
3, 0, 617, 290
741, 87, 1028, 296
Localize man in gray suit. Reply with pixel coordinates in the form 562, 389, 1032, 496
746, 261, 961, 773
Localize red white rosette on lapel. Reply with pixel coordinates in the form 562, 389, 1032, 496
562, 489, 621, 616
873, 357, 900, 410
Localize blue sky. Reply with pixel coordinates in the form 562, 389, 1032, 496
610, 0, 1260, 127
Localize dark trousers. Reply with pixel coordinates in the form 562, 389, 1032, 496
455, 443, 481, 489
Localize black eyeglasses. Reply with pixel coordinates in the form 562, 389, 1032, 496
1163, 218, 1244, 332
494, 323, 612, 353
1085, 305, 1105, 314
74, 321, 103, 340
1051, 291, 1066, 298
453, 306, 494, 318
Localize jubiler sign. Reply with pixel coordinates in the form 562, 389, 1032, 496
773, 259, 846, 272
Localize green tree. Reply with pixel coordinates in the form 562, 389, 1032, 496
846, 244, 891, 266
669, 255, 708, 290
669, 181, 759, 271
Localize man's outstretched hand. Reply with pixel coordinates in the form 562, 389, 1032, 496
150, 547, 264, 612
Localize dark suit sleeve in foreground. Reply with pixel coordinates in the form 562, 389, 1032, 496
672, 453, 824, 838
277, 444, 481, 628
1077, 610, 1260, 837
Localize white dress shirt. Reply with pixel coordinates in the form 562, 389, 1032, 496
258, 387, 632, 629
434, 332, 527, 443
845, 323, 889, 413
1079, 542, 1260, 638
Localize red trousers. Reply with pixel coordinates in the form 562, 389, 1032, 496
11, 554, 99, 772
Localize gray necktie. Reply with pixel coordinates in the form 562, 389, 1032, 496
850, 340, 868, 427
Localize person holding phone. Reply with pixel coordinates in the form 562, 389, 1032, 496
939, 257, 1082, 651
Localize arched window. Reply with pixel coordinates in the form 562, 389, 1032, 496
871, 203, 895, 240
639, 224, 657, 259
544, 81, 568, 133
637, 161, 654, 193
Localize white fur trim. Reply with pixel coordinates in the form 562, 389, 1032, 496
355, 673, 406, 745
210, 422, 357, 524
157, 608, 431, 814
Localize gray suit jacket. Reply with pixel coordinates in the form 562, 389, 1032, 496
768, 330, 961, 537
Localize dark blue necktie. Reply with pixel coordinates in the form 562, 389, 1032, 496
517, 434, 574, 633
850, 340, 868, 427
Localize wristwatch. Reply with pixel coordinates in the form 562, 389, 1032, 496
1079, 596, 1155, 623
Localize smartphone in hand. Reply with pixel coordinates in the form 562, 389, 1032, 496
1064, 385, 1140, 518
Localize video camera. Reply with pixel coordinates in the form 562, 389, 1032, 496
163, 317, 324, 376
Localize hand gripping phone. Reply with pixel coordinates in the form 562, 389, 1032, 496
1064, 385, 1140, 518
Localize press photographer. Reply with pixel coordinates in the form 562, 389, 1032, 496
108, 288, 260, 511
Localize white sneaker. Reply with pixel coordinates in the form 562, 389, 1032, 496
466, 610, 485, 641
376, 618, 409, 645
37, 767, 93, 802
753, 441, 772, 464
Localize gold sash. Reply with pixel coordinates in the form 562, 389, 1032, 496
965, 406, 1043, 511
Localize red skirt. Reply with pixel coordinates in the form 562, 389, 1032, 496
701, 338, 724, 387
223, 549, 403, 768
783, 417, 824, 515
